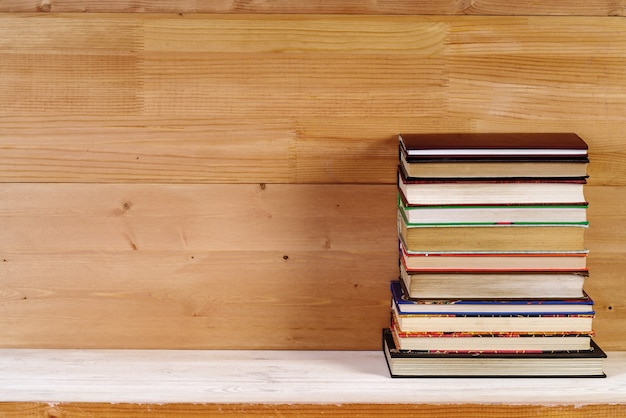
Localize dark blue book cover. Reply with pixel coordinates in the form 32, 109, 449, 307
391, 281, 594, 316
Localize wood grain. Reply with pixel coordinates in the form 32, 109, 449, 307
0, 13, 625, 350
0, 348, 624, 404
0, 1, 625, 15
0, 183, 623, 350
2, 403, 626, 418
1, 15, 625, 184
0, 183, 396, 349
0, 252, 391, 349
0, 9, 624, 415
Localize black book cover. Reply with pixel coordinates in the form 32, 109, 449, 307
382, 328, 607, 378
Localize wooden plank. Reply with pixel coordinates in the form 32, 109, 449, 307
585, 256, 626, 351
587, 186, 626, 254
447, 17, 626, 56
0, 183, 396, 349
3, 403, 626, 418
447, 55, 626, 119
0, 183, 396, 252
0, 14, 142, 117
585, 185, 626, 350
0, 116, 298, 183
1, 15, 625, 184
0, 0, 624, 16
0, 183, 624, 349
1, 247, 621, 350
0, 349, 624, 405
0, 250, 393, 349
142, 16, 449, 54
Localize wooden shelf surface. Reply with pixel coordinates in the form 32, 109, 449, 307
0, 348, 624, 405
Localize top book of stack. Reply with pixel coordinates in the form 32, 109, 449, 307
399, 133, 588, 179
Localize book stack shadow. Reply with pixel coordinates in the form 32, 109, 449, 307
383, 133, 607, 378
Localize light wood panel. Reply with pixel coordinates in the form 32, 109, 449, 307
0, 252, 391, 349
0, 183, 397, 252
0, 183, 623, 350
1, 15, 625, 184
0, 0, 625, 16
0, 183, 396, 349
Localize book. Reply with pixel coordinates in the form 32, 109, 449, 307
398, 193, 588, 225
399, 263, 587, 299
398, 133, 589, 158
398, 212, 587, 252
398, 168, 587, 206
399, 151, 589, 179
390, 321, 592, 352
390, 281, 593, 315
382, 328, 606, 378
391, 303, 594, 333
399, 240, 588, 272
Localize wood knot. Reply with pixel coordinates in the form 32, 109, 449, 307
38, 0, 52, 12
122, 201, 133, 212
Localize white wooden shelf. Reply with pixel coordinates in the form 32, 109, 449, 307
0, 348, 624, 405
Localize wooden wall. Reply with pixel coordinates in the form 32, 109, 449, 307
0, 4, 625, 350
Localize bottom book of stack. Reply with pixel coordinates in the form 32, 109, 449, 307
383, 328, 606, 378
383, 281, 606, 378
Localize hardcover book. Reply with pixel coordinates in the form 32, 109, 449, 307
398, 211, 587, 252
389, 320, 592, 353
391, 303, 594, 334
399, 150, 589, 179
398, 193, 588, 225
383, 328, 606, 378
398, 168, 587, 206
399, 263, 587, 299
390, 280, 594, 315
398, 133, 589, 158
399, 239, 588, 272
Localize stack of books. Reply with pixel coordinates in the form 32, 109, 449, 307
384, 133, 607, 378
